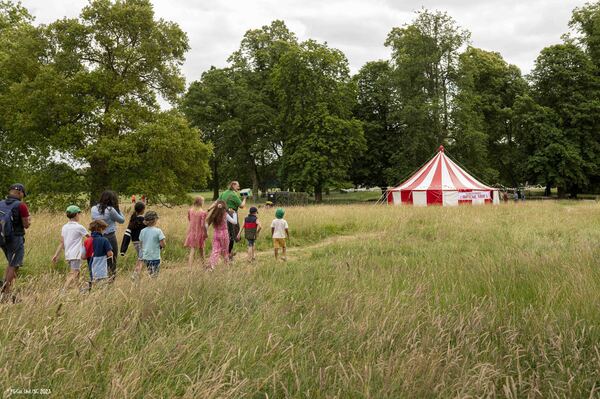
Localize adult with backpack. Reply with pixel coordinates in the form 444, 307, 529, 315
0, 183, 31, 300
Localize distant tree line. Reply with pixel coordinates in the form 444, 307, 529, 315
1, 0, 599, 206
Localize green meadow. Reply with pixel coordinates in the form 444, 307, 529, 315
1, 201, 600, 398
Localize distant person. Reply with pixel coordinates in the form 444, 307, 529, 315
502, 191, 509, 202
521, 190, 526, 202
141, 195, 146, 205
513, 190, 519, 202
86, 220, 113, 285
237, 206, 262, 262
91, 190, 124, 279
120, 201, 146, 280
185, 196, 208, 267
207, 200, 237, 270
0, 183, 30, 301
51, 205, 89, 290
139, 211, 165, 278
219, 181, 246, 259
131, 194, 136, 204
271, 208, 289, 261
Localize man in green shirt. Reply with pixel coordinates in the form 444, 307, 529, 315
219, 181, 246, 257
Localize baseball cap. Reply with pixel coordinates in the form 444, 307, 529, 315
249, 206, 258, 213
9, 183, 26, 197
66, 205, 81, 214
144, 211, 159, 221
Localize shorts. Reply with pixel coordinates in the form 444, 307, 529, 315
144, 259, 161, 277
247, 239, 255, 247
67, 259, 82, 271
133, 242, 143, 260
1, 236, 25, 268
273, 238, 286, 249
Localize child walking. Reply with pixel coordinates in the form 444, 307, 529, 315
237, 206, 261, 262
207, 200, 237, 270
271, 208, 289, 261
184, 196, 208, 267
87, 220, 114, 285
139, 211, 166, 277
51, 205, 88, 290
120, 201, 146, 279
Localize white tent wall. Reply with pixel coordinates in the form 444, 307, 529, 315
442, 191, 459, 206
413, 191, 427, 206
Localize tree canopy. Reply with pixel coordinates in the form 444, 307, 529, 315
4, 1, 600, 203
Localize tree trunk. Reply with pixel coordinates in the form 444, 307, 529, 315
569, 185, 578, 199
557, 185, 566, 199
212, 158, 219, 201
89, 158, 111, 206
314, 183, 323, 202
250, 162, 259, 200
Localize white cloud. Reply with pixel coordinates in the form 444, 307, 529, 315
22, 0, 588, 83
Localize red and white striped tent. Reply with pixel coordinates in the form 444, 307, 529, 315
387, 146, 499, 206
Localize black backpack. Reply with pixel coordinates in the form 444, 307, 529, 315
0, 199, 20, 246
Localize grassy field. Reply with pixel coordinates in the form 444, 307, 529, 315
1, 201, 600, 397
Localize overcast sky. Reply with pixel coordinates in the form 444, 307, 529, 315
22, 0, 588, 85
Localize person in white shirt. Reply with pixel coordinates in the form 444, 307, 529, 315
52, 205, 89, 290
270, 208, 289, 261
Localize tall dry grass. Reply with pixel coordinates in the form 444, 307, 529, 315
1, 201, 600, 397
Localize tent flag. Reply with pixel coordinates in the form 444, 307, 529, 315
387, 146, 499, 206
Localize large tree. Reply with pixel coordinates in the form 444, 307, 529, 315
183, 21, 297, 197
525, 43, 600, 197
351, 60, 397, 188
384, 9, 470, 182
0, 1, 47, 190
452, 47, 527, 186
274, 40, 365, 201
33, 0, 210, 202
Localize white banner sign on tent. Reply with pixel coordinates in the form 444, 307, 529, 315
458, 191, 491, 201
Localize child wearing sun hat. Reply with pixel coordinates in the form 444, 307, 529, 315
270, 208, 289, 261
52, 205, 89, 290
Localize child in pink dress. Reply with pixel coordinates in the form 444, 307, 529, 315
185, 197, 208, 267
207, 200, 237, 270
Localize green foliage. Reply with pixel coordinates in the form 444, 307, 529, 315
452, 47, 527, 185
351, 61, 396, 187
383, 9, 470, 183
31, 0, 203, 203
526, 43, 600, 196
183, 21, 297, 198
274, 40, 366, 200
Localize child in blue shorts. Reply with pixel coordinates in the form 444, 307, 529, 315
139, 211, 166, 277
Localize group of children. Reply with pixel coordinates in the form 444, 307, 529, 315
183, 196, 290, 268
51, 196, 289, 290
52, 202, 166, 289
